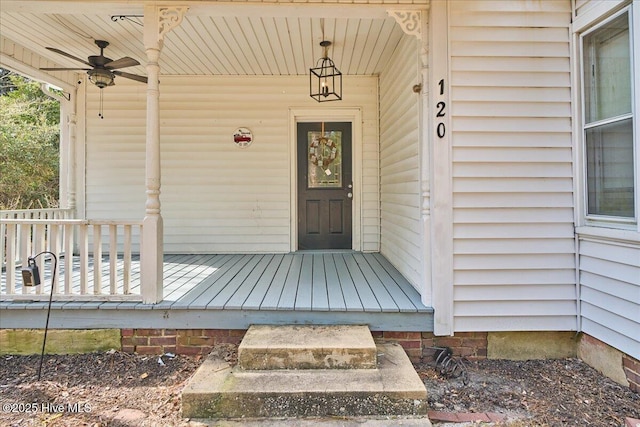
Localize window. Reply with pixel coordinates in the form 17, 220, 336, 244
581, 9, 636, 222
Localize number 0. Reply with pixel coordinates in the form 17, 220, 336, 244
437, 123, 446, 138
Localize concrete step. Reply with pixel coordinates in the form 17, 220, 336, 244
182, 342, 428, 418
238, 324, 377, 370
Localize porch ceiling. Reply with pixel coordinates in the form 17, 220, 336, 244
0, 2, 409, 79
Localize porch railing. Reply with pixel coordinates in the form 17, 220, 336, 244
0, 208, 74, 221
1, 216, 143, 301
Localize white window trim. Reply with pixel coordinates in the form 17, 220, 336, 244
572, 1, 640, 233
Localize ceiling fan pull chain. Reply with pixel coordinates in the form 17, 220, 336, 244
98, 89, 105, 119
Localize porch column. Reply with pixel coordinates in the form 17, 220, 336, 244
389, 4, 453, 336
418, 9, 432, 309
67, 101, 77, 213
428, 1, 454, 336
388, 8, 434, 307
39, 84, 77, 214
141, 5, 187, 303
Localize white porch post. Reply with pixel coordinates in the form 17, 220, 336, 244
390, 4, 453, 335
141, 5, 187, 303
419, 9, 433, 309
428, 1, 453, 336
67, 96, 77, 213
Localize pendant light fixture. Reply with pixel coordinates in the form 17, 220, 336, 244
310, 39, 342, 102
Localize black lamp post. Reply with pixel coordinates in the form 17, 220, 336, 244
21, 251, 57, 381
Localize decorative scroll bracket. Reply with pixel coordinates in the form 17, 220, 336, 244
144, 5, 188, 48
387, 10, 424, 40
159, 6, 188, 41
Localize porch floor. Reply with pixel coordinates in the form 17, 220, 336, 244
1, 252, 433, 331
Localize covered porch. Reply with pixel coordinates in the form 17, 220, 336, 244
1, 1, 441, 333
0, 251, 432, 331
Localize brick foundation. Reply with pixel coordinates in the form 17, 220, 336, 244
421, 332, 489, 361
121, 328, 246, 355
348, 331, 487, 363
122, 329, 489, 363
120, 329, 640, 395
623, 353, 640, 393
577, 333, 639, 395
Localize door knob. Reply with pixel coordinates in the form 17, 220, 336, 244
347, 192, 353, 199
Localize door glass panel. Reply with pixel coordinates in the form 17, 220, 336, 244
307, 130, 342, 188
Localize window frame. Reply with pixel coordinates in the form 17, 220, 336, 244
577, 4, 639, 230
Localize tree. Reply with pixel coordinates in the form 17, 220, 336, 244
0, 70, 60, 209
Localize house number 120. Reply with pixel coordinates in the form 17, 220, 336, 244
436, 79, 446, 138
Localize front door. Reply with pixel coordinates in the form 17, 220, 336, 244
297, 122, 352, 250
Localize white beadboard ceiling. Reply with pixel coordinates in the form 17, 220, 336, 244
0, 3, 410, 79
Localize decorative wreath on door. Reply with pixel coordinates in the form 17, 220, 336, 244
309, 136, 338, 169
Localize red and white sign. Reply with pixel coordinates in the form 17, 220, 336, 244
233, 127, 253, 148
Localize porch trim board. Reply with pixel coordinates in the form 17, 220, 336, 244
1, 253, 434, 332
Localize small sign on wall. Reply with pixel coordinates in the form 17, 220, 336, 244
233, 127, 253, 148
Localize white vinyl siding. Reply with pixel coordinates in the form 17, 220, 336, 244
578, 235, 640, 358
379, 34, 421, 289
573, 0, 640, 360
85, 75, 380, 253
449, 0, 577, 331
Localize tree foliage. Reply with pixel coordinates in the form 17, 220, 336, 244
0, 71, 60, 210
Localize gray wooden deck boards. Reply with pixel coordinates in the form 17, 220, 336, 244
161, 253, 429, 313
1, 252, 433, 331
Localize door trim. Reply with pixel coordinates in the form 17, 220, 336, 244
289, 108, 363, 252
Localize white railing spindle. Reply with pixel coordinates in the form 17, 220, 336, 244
1, 217, 142, 302
109, 225, 118, 295
64, 222, 74, 295
50, 224, 60, 294
79, 225, 89, 295
124, 224, 132, 294
92, 224, 102, 295
5, 224, 16, 294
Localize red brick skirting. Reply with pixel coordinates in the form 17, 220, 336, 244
623, 353, 640, 393
121, 330, 637, 389
121, 329, 245, 355
371, 331, 488, 363
122, 329, 489, 363
115, 329, 640, 396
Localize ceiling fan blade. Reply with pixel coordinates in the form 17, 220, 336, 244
46, 47, 93, 67
104, 57, 140, 70
113, 70, 148, 84
40, 67, 91, 71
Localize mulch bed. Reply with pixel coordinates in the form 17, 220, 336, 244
0, 346, 638, 426
417, 357, 640, 426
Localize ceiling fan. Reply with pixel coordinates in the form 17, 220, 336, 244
41, 39, 147, 88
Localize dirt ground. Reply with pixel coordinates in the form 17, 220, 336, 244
0, 345, 638, 426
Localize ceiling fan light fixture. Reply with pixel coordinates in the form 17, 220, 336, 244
88, 68, 114, 89
310, 40, 342, 102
